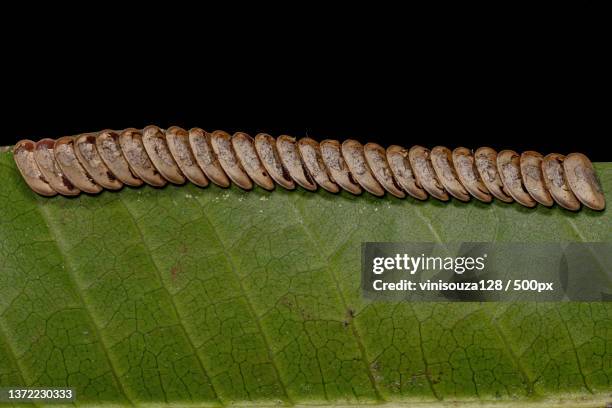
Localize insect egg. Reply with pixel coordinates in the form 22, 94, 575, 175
188, 128, 231, 188
563, 152, 605, 211
341, 139, 385, 197
13, 140, 58, 197
386, 145, 428, 200
254, 133, 295, 190
96, 130, 143, 187
298, 137, 339, 193
497, 150, 536, 208
430, 146, 470, 202
119, 128, 167, 187
34, 138, 80, 196
364, 142, 405, 198
232, 132, 275, 191
142, 125, 186, 185
165, 126, 209, 187
320, 139, 362, 195
54, 136, 102, 194
451, 147, 492, 203
474, 147, 513, 203
209, 130, 253, 190
519, 151, 553, 207
74, 134, 123, 190
277, 135, 317, 191
10, 126, 605, 211
408, 145, 449, 201
542, 153, 581, 211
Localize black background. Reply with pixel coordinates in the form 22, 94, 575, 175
2, 4, 608, 160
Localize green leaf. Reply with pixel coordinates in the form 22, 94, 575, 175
0, 151, 610, 407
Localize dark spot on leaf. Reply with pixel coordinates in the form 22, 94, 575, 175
300, 307, 313, 320
170, 264, 180, 281
279, 295, 293, 310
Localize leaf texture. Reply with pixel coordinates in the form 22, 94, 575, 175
0, 152, 610, 407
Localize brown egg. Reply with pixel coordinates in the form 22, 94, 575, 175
452, 147, 491, 203
341, 139, 384, 197
320, 139, 362, 195
497, 150, 536, 208
431, 146, 470, 202
563, 152, 605, 211
474, 147, 513, 203
408, 145, 449, 201
13, 140, 57, 196
54, 136, 102, 194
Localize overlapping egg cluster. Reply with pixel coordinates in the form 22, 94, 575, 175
12, 125, 605, 211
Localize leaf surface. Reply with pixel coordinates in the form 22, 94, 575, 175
0, 152, 610, 406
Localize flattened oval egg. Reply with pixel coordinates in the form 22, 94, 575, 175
408, 145, 449, 201
188, 128, 231, 188
232, 132, 274, 190
277, 135, 317, 191
210, 130, 253, 190
254, 133, 295, 190
497, 150, 536, 208
474, 147, 513, 203
386, 145, 428, 200
13, 140, 57, 196
363, 142, 404, 198
320, 139, 362, 195
297, 137, 339, 193
74, 133, 123, 190
119, 128, 167, 187
430, 146, 470, 202
54, 136, 102, 194
519, 151, 553, 207
34, 138, 80, 196
452, 147, 491, 203
563, 153, 605, 211
142, 125, 186, 185
341, 139, 384, 196
166, 126, 209, 187
542, 153, 581, 211
96, 130, 143, 187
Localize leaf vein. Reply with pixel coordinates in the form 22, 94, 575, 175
117, 195, 223, 406
190, 194, 294, 406
35, 200, 135, 406
287, 194, 386, 402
